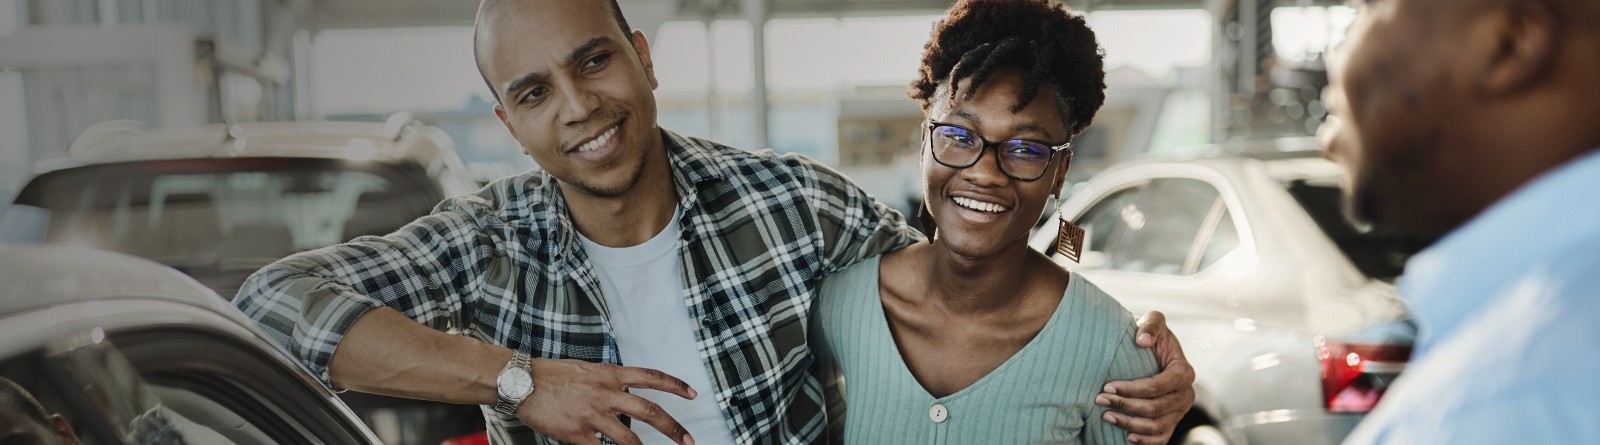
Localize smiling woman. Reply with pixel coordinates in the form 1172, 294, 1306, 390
809, 1, 1168, 444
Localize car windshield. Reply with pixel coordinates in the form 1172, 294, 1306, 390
11, 158, 444, 297
1282, 176, 1437, 281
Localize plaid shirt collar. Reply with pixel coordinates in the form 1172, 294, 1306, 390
540, 129, 724, 277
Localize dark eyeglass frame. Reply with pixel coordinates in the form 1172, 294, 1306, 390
923, 121, 1074, 182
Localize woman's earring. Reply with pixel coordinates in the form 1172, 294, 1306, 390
1055, 199, 1086, 263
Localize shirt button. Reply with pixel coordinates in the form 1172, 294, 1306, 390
929, 404, 949, 423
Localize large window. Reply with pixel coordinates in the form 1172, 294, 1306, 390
12, 158, 444, 297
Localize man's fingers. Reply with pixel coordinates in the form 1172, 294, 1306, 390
591, 418, 645, 445
1103, 361, 1193, 399
1102, 411, 1168, 437
1134, 311, 1169, 347
616, 366, 698, 400
1094, 393, 1165, 418
611, 393, 693, 445
1128, 432, 1175, 445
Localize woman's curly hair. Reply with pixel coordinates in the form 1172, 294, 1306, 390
909, 0, 1106, 137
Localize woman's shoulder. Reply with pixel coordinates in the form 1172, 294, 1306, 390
1065, 274, 1139, 328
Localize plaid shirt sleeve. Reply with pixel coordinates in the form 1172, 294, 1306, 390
233, 193, 504, 386
787, 154, 924, 275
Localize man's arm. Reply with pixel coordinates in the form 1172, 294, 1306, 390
789, 156, 924, 272
235, 198, 698, 445
1095, 311, 1197, 445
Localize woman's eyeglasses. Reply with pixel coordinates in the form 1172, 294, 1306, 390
925, 121, 1072, 182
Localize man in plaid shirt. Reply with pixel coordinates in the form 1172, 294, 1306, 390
235, 1, 1196, 444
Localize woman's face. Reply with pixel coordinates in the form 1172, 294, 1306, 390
923, 67, 1071, 259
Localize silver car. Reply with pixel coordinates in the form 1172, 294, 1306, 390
0, 245, 382, 444
1, 116, 487, 445
1029, 138, 1432, 445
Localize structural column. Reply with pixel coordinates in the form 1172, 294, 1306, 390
741, 0, 769, 149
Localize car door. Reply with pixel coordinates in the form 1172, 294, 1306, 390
0, 301, 380, 445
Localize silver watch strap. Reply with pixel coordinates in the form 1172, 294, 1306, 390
494, 351, 533, 416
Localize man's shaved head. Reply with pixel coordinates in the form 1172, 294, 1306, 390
474, 0, 634, 102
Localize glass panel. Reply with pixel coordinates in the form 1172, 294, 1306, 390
1116, 178, 1220, 275
0, 336, 189, 445
12, 158, 445, 297
1069, 186, 1144, 265
1198, 208, 1240, 270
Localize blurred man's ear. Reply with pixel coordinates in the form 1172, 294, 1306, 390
1470, 0, 1560, 97
630, 30, 659, 90
48, 414, 80, 445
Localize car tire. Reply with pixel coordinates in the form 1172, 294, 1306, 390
1179, 425, 1229, 445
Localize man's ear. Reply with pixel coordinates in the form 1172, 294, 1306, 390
493, 104, 528, 155
49, 414, 80, 445
630, 29, 659, 90
1471, 0, 1561, 97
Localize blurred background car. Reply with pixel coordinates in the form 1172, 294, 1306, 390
0, 116, 487, 445
1028, 137, 1436, 445
0, 245, 383, 444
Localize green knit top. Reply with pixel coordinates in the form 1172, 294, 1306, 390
813, 256, 1157, 444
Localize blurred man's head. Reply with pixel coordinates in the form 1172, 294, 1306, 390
473, 0, 664, 199
1320, 0, 1600, 234
0, 377, 80, 445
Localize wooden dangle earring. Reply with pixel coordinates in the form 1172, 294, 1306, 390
1056, 211, 1086, 263
1052, 150, 1084, 262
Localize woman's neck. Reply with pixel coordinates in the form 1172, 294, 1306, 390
920, 239, 1045, 315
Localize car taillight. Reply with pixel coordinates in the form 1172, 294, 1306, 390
1316, 336, 1411, 412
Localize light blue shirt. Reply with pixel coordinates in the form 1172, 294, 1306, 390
1344, 149, 1600, 444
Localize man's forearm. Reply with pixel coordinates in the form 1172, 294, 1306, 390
329, 307, 510, 405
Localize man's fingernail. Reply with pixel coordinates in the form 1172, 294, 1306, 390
1096, 395, 1111, 406
685, 435, 695, 445
1102, 412, 1117, 424
1127, 434, 1139, 443
1138, 333, 1153, 344
689, 388, 698, 399
1103, 384, 1117, 395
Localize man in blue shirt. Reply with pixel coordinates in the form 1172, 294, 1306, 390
1319, 0, 1600, 442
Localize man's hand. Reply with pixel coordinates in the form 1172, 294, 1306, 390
1097, 311, 1196, 444
519, 359, 698, 445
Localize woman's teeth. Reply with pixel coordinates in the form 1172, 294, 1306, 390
578, 125, 618, 152
952, 196, 1009, 214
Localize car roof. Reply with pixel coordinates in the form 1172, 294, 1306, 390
0, 245, 232, 316
31, 118, 455, 175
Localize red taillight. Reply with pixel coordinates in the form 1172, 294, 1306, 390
441, 432, 489, 445
1316, 336, 1411, 412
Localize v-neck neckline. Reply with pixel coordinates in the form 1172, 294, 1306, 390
868, 256, 1077, 403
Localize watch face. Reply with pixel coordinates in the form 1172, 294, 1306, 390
497, 367, 534, 398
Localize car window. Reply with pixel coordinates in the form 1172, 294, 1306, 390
11, 158, 446, 298
1196, 207, 1240, 271
113, 327, 377, 445
1, 335, 192, 445
1114, 178, 1221, 275
1060, 186, 1145, 265
1, 326, 376, 445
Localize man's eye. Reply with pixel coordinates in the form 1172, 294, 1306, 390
583, 53, 612, 72
522, 86, 549, 104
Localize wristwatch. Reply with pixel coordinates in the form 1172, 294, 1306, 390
494, 351, 534, 416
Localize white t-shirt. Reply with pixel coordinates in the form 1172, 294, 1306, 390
577, 208, 736, 445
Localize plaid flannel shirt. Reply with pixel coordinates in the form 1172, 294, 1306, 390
234, 129, 921, 445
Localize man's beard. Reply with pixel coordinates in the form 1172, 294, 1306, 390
569, 152, 649, 198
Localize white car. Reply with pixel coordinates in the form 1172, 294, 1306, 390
2, 115, 487, 445
0, 245, 383, 444
1030, 138, 1433, 445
